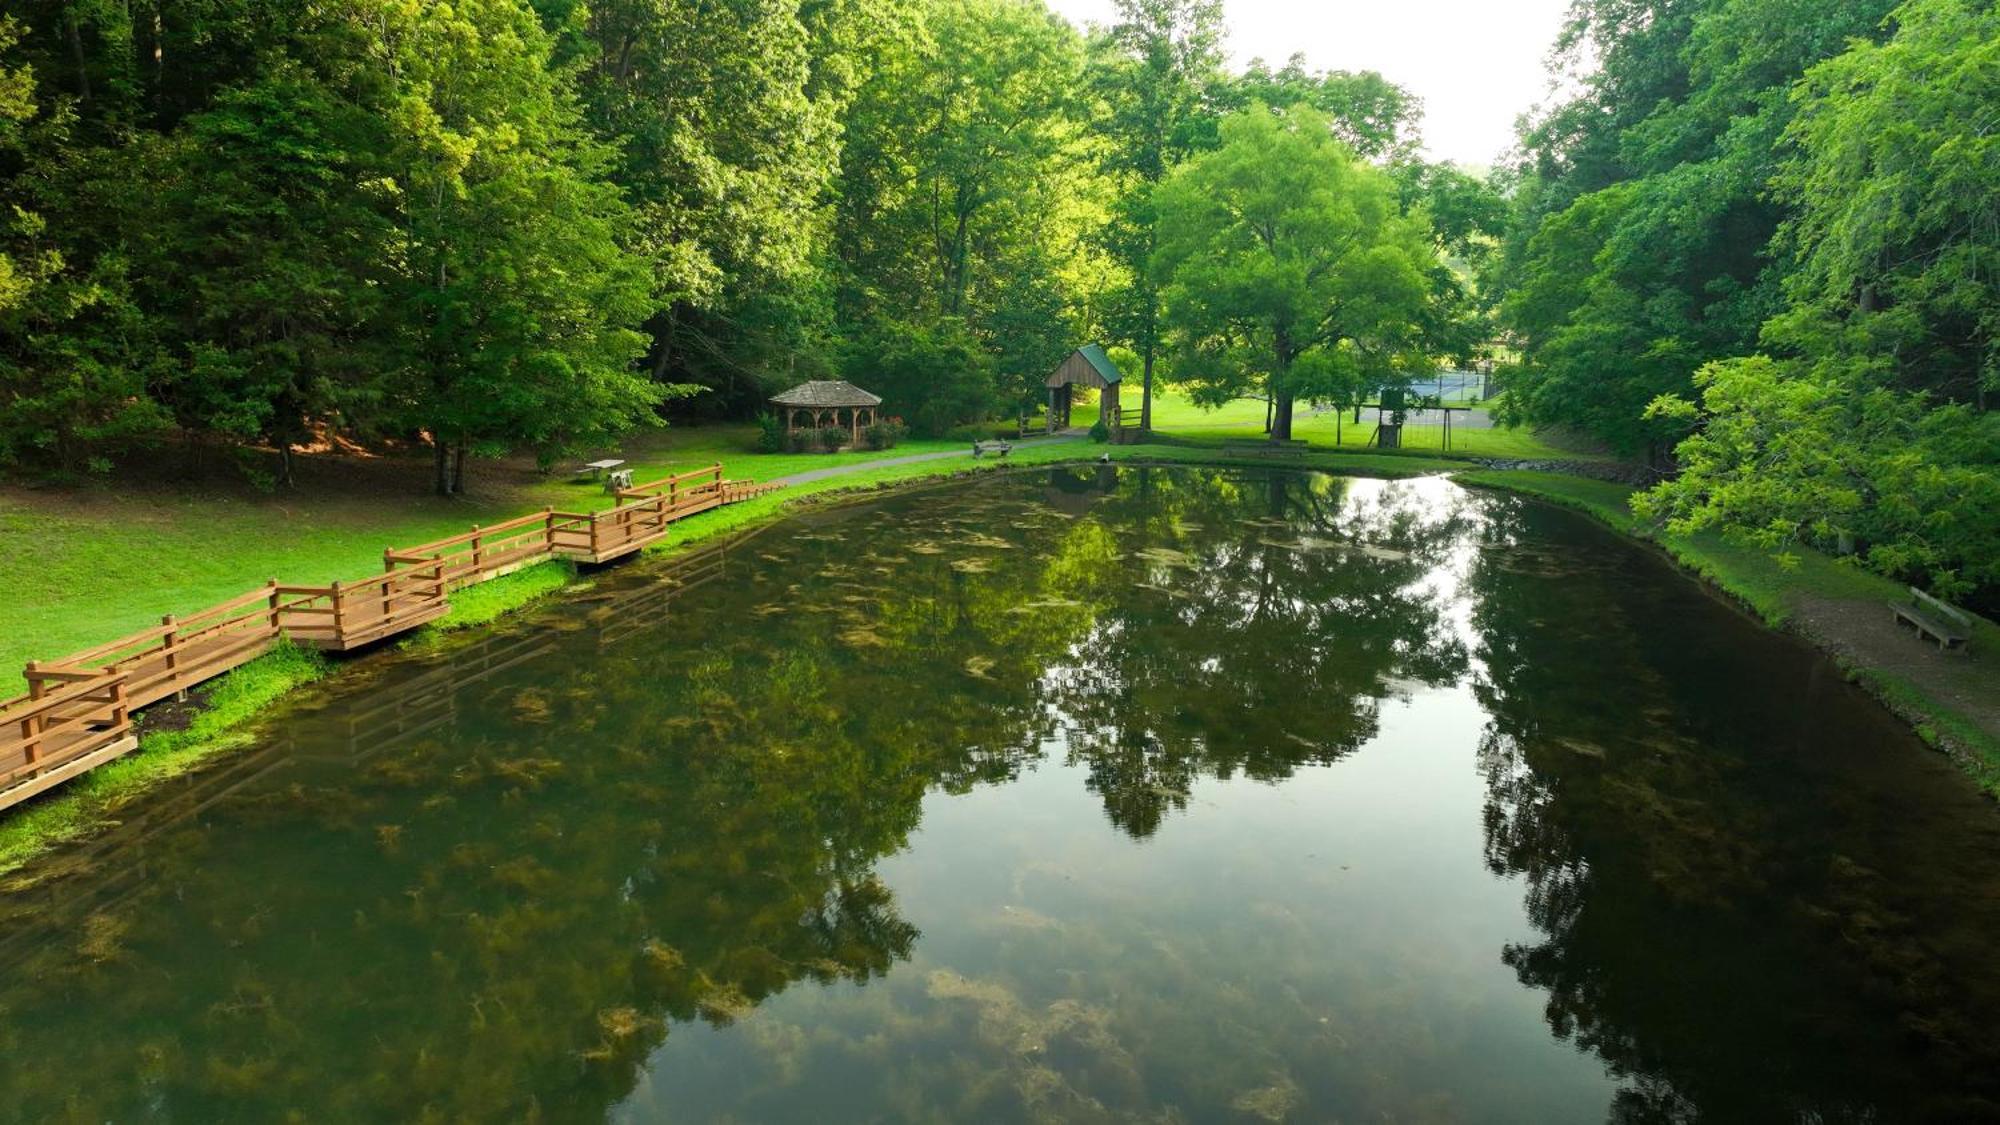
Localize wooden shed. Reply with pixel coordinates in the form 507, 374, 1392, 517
1046, 345, 1122, 433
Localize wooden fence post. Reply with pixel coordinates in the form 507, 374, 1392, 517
109, 674, 128, 732
331, 580, 345, 646
266, 579, 281, 635
470, 524, 484, 578
161, 613, 182, 700
19, 661, 40, 764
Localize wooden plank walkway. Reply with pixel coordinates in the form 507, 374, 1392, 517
0, 462, 778, 814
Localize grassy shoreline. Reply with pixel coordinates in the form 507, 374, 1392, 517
5, 444, 1990, 876
1455, 469, 2000, 794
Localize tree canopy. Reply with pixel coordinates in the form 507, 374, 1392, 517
1152, 104, 1434, 439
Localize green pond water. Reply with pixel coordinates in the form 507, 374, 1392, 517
2, 467, 1998, 1122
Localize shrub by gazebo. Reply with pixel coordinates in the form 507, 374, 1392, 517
770, 380, 883, 448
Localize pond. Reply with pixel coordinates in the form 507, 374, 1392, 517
1, 466, 1997, 1121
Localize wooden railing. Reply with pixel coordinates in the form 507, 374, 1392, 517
384, 509, 563, 589
0, 461, 779, 814
24, 583, 291, 711
1, 670, 134, 809
272, 559, 450, 649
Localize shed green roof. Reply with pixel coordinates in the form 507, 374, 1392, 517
1077, 343, 1122, 385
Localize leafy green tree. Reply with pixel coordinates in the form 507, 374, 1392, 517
1088, 0, 1226, 431
364, 0, 668, 493
1223, 54, 1420, 160
1772, 0, 1999, 409
1152, 104, 1435, 440
1495, 0, 1897, 461
1635, 0, 2000, 595
538, 0, 842, 402
1637, 356, 1999, 595
130, 68, 396, 484
831, 0, 1104, 430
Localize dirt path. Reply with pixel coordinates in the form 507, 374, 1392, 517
1792, 596, 2000, 747
770, 432, 1087, 487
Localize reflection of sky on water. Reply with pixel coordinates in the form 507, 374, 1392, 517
627, 678, 1622, 1122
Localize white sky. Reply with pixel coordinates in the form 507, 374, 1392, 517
1044, 0, 1576, 167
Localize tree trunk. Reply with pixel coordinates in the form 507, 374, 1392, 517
450, 440, 467, 495
66, 12, 93, 106
432, 436, 451, 496
1272, 388, 1295, 441
277, 444, 294, 489
1140, 348, 1154, 431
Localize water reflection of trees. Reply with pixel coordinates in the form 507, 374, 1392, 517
1033, 468, 1470, 836
1465, 498, 2000, 1121
0, 468, 1518, 1118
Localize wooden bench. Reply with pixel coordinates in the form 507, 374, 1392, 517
1891, 587, 1972, 652
972, 441, 1012, 459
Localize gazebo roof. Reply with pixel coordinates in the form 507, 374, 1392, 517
770, 380, 882, 408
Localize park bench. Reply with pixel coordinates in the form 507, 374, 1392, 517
1221, 439, 1308, 458
574, 458, 626, 481
972, 441, 1013, 459
1891, 586, 1972, 652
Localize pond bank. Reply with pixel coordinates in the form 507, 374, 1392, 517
3, 445, 1990, 878
1455, 468, 2000, 796
0, 443, 1460, 876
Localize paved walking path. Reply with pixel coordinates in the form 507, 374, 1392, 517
770, 431, 1087, 487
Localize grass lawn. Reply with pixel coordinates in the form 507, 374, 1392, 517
1070, 387, 1605, 461
0, 423, 970, 694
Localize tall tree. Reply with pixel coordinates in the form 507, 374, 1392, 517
1636, 0, 2000, 596
1152, 104, 1435, 440
365, 0, 667, 493
1494, 0, 1897, 460
832, 0, 1106, 430
1089, 0, 1225, 431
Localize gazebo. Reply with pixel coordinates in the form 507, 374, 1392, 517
770, 380, 883, 445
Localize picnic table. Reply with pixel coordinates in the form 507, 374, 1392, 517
575, 458, 626, 480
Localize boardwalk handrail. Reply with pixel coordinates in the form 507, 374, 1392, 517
1, 669, 133, 794
1, 460, 778, 813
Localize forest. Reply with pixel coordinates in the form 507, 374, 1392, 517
0, 0, 1994, 598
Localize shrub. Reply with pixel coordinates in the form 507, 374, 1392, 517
1089, 418, 1110, 443
862, 419, 908, 451
754, 412, 786, 453
816, 426, 848, 452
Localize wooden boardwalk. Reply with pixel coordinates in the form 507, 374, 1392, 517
0, 463, 777, 814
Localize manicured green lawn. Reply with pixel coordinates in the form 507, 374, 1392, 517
0, 423, 963, 693
1075, 387, 1605, 461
